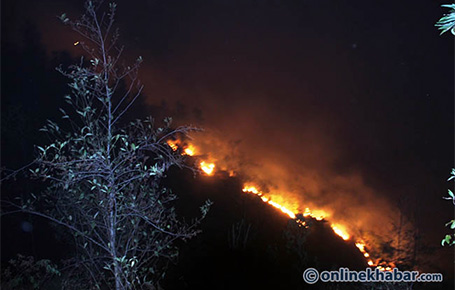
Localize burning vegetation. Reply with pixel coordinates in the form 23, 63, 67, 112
166, 138, 396, 271
167, 139, 216, 176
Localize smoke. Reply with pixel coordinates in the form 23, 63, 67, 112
138, 60, 402, 250
26, 0, 451, 269
193, 128, 399, 239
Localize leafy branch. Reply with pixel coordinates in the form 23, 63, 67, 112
441, 169, 455, 246
1, 1, 210, 289
435, 4, 455, 35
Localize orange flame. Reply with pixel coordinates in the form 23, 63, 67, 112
355, 240, 395, 271
167, 139, 196, 156
243, 185, 260, 195
200, 161, 215, 175
303, 207, 327, 221
184, 144, 196, 156
167, 140, 179, 151
355, 241, 370, 258
330, 224, 350, 241
167, 141, 397, 271
241, 184, 393, 270
242, 185, 296, 219
267, 200, 296, 219
166, 139, 214, 175
243, 185, 351, 240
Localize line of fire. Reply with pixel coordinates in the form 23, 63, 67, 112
166, 138, 395, 272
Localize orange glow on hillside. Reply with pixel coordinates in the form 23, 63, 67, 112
241, 184, 393, 270
243, 185, 352, 240
165, 140, 397, 272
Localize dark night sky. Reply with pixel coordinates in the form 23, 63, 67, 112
2, 0, 454, 273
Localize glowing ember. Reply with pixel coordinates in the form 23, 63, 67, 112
376, 265, 392, 271
330, 224, 350, 241
200, 161, 215, 175
296, 219, 308, 228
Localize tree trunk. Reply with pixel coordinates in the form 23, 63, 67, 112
109, 191, 122, 290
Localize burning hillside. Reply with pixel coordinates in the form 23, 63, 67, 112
166, 137, 397, 271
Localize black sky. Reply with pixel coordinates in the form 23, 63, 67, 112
2, 0, 454, 272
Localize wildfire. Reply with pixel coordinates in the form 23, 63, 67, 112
303, 207, 327, 221
184, 144, 196, 156
241, 184, 394, 270
167, 139, 213, 175
355, 240, 374, 268
167, 139, 396, 271
167, 139, 196, 155
355, 240, 370, 258
242, 185, 296, 219
243, 185, 350, 240
167, 140, 179, 151
243, 185, 260, 195
354, 240, 395, 271
330, 224, 350, 241
200, 161, 215, 175
267, 200, 296, 219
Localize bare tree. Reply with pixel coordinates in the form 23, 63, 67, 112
2, 1, 211, 289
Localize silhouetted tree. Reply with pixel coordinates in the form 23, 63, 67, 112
2, 1, 210, 289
